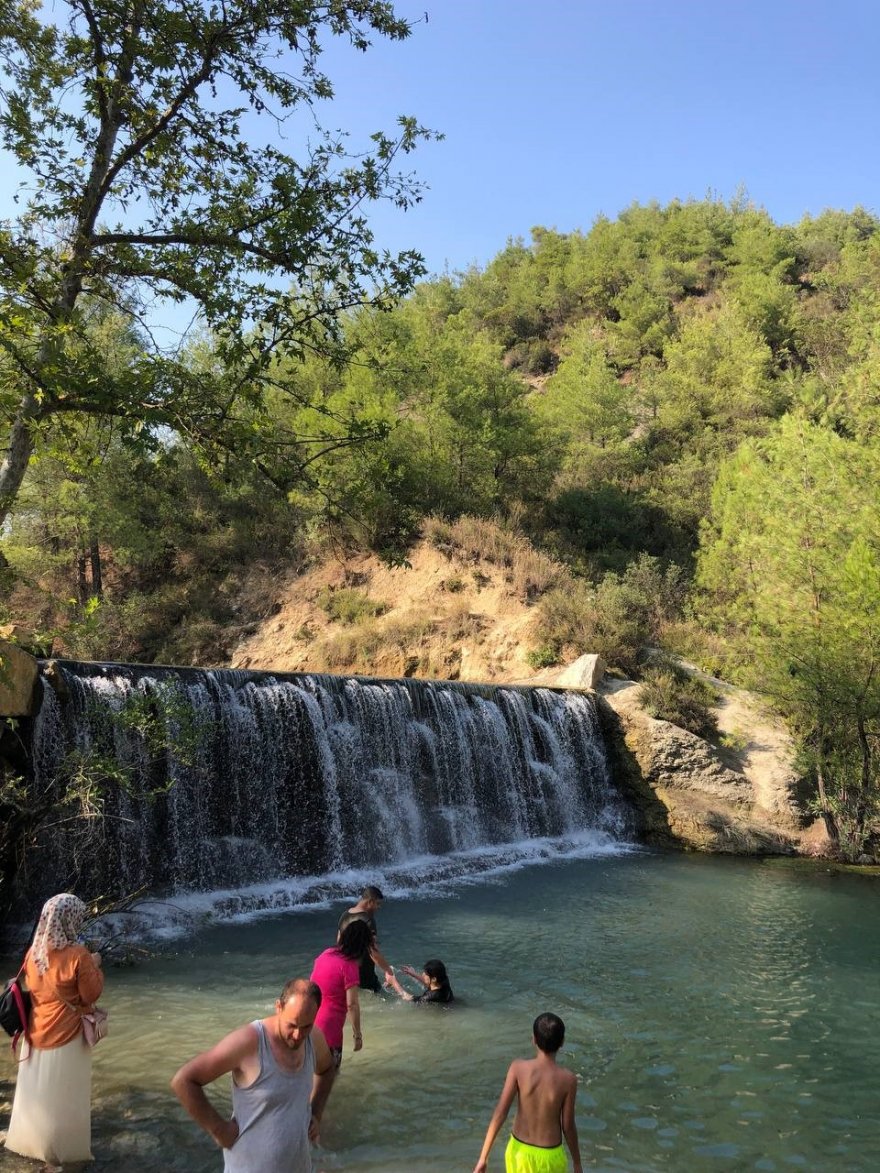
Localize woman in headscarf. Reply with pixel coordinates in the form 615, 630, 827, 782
4, 892, 104, 1164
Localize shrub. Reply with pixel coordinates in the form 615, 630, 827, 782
531, 555, 688, 675
441, 576, 465, 593
317, 587, 388, 625
639, 660, 719, 739
526, 643, 561, 669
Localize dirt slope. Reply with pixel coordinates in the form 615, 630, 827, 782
230, 539, 541, 681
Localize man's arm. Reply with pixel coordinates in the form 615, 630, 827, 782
369, 938, 392, 975
309, 1025, 335, 1144
473, 1062, 519, 1173
170, 1024, 257, 1150
561, 1074, 582, 1173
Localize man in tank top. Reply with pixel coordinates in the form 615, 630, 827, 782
336, 884, 393, 992
172, 977, 334, 1171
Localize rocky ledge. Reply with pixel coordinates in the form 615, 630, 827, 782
533, 651, 827, 856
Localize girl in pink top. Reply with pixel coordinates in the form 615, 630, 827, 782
310, 918, 373, 1067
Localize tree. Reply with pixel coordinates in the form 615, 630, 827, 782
697, 417, 880, 857
541, 321, 632, 452
0, 0, 435, 526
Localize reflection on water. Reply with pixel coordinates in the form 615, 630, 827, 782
2, 853, 879, 1171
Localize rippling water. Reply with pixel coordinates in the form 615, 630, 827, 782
2, 852, 878, 1171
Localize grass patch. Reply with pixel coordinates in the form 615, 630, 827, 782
317, 587, 388, 625
423, 514, 563, 602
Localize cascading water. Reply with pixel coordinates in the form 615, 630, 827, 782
21, 661, 633, 928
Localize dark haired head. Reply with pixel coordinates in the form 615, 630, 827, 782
337, 918, 373, 961
533, 1012, 565, 1054
423, 959, 449, 987
279, 977, 322, 1010
361, 885, 384, 902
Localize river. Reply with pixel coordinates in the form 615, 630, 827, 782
2, 850, 878, 1171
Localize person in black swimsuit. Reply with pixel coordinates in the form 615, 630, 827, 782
385, 959, 454, 1004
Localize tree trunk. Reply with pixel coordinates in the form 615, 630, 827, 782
0, 392, 39, 530
77, 549, 89, 605
89, 541, 103, 597
814, 721, 839, 845
854, 714, 871, 840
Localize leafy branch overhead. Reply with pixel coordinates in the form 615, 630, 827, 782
0, 0, 438, 520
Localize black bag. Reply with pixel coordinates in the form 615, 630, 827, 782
0, 969, 32, 1044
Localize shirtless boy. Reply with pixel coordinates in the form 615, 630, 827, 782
473, 1012, 582, 1173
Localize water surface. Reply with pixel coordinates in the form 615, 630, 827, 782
2, 852, 878, 1171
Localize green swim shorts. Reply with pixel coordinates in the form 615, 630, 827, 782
505, 1133, 568, 1173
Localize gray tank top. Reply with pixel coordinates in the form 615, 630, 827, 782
223, 1019, 314, 1173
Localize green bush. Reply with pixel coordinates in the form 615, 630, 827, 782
317, 587, 388, 625
441, 576, 465, 593
639, 660, 719, 739
526, 643, 561, 669
531, 555, 687, 675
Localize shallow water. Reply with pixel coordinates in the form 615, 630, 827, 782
2, 851, 879, 1171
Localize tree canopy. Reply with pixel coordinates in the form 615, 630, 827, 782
0, 0, 434, 524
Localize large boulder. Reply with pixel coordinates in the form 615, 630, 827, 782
0, 640, 40, 716
554, 653, 605, 690
599, 677, 800, 855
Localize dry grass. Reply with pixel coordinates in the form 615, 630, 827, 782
306, 597, 486, 675
423, 515, 563, 602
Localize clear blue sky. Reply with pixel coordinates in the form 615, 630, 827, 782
311, 0, 880, 276
2, 0, 877, 286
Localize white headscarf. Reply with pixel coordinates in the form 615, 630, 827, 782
31, 893, 88, 975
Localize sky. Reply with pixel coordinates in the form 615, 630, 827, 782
306, 0, 880, 276
2, 0, 878, 292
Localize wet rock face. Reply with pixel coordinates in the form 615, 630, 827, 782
598, 681, 801, 856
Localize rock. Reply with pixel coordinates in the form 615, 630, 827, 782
599, 679, 798, 856
43, 659, 70, 699
0, 640, 40, 716
0, 623, 52, 656
554, 653, 605, 690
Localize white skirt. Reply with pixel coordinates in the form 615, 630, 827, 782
5, 1034, 93, 1163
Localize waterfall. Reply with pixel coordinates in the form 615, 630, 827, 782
22, 661, 632, 924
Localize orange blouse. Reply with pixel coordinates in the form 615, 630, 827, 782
24, 942, 104, 1049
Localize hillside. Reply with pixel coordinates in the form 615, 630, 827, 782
231, 535, 547, 683
5, 197, 879, 861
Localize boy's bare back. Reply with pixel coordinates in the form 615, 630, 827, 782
510, 1056, 577, 1148
474, 1012, 582, 1173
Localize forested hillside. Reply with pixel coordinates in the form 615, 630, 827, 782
4, 197, 880, 856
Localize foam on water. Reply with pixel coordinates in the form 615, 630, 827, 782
78, 831, 640, 945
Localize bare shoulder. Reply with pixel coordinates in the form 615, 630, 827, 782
172, 1022, 258, 1089
560, 1066, 579, 1091
203, 1023, 258, 1068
